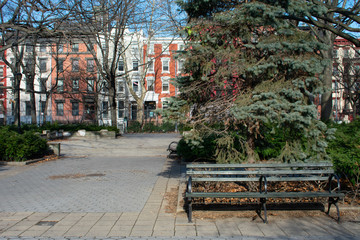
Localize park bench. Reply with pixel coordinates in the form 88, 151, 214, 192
185, 162, 344, 223
167, 141, 178, 158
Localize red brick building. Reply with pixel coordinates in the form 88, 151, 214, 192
143, 39, 184, 117
51, 41, 98, 123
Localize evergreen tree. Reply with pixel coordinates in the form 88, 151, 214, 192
176, 2, 334, 163
178, 0, 360, 121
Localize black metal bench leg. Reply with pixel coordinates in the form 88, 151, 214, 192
327, 197, 341, 222
257, 198, 267, 223
262, 198, 268, 223
188, 198, 193, 223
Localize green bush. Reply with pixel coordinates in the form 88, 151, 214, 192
127, 121, 142, 133
126, 121, 178, 133
176, 134, 217, 162
328, 119, 360, 186
0, 127, 49, 162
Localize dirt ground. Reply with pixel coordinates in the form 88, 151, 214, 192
164, 183, 360, 222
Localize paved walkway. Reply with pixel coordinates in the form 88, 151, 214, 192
0, 133, 359, 240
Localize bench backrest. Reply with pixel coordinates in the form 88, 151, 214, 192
186, 162, 335, 182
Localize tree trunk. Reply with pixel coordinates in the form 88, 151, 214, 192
320, 33, 336, 122
136, 98, 144, 125
42, 94, 50, 125
14, 73, 22, 127
30, 89, 36, 124
109, 84, 117, 127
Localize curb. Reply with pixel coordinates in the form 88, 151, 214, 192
0, 155, 60, 166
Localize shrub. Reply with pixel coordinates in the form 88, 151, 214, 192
177, 132, 217, 162
0, 127, 49, 162
328, 119, 360, 186
127, 121, 142, 133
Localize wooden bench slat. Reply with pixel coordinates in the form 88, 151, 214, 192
187, 162, 333, 169
191, 176, 330, 182
187, 169, 334, 175
186, 192, 344, 198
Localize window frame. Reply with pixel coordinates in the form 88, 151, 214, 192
161, 77, 170, 93
147, 77, 155, 91
39, 58, 47, 72
118, 100, 125, 118
72, 101, 79, 116
72, 59, 79, 72
72, 78, 79, 92
162, 58, 170, 72
56, 102, 64, 116
57, 79, 64, 92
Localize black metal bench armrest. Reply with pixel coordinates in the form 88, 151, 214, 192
328, 173, 341, 193
187, 176, 192, 194
259, 175, 267, 194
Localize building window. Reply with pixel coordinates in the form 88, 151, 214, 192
26, 78, 31, 92
118, 100, 124, 118
118, 59, 124, 71
87, 43, 93, 52
56, 102, 64, 116
72, 59, 79, 72
162, 99, 169, 109
132, 81, 139, 92
87, 79, 94, 92
57, 44, 63, 53
87, 59, 95, 72
72, 78, 79, 92
39, 78, 46, 92
148, 59, 154, 72
355, 50, 360, 58
25, 101, 31, 116
0, 66, 3, 77
40, 43, 47, 52
131, 105, 137, 120
133, 60, 139, 71
332, 49, 338, 58
162, 44, 169, 54
177, 59, 184, 72
162, 59, 169, 72
162, 77, 169, 92
72, 102, 79, 116
57, 79, 64, 92
147, 77, 154, 91
149, 44, 154, 54
132, 46, 139, 56
102, 101, 108, 118
39, 59, 47, 72
57, 59, 64, 72
40, 101, 46, 113
26, 44, 33, 52
72, 43, 79, 52
118, 81, 124, 93
0, 83, 4, 95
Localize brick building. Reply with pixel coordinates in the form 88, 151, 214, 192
51, 41, 98, 124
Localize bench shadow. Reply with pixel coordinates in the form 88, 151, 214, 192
157, 156, 185, 179
191, 202, 325, 212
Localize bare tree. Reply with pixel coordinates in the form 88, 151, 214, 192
123, 0, 186, 124
68, 0, 138, 127
333, 52, 360, 121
